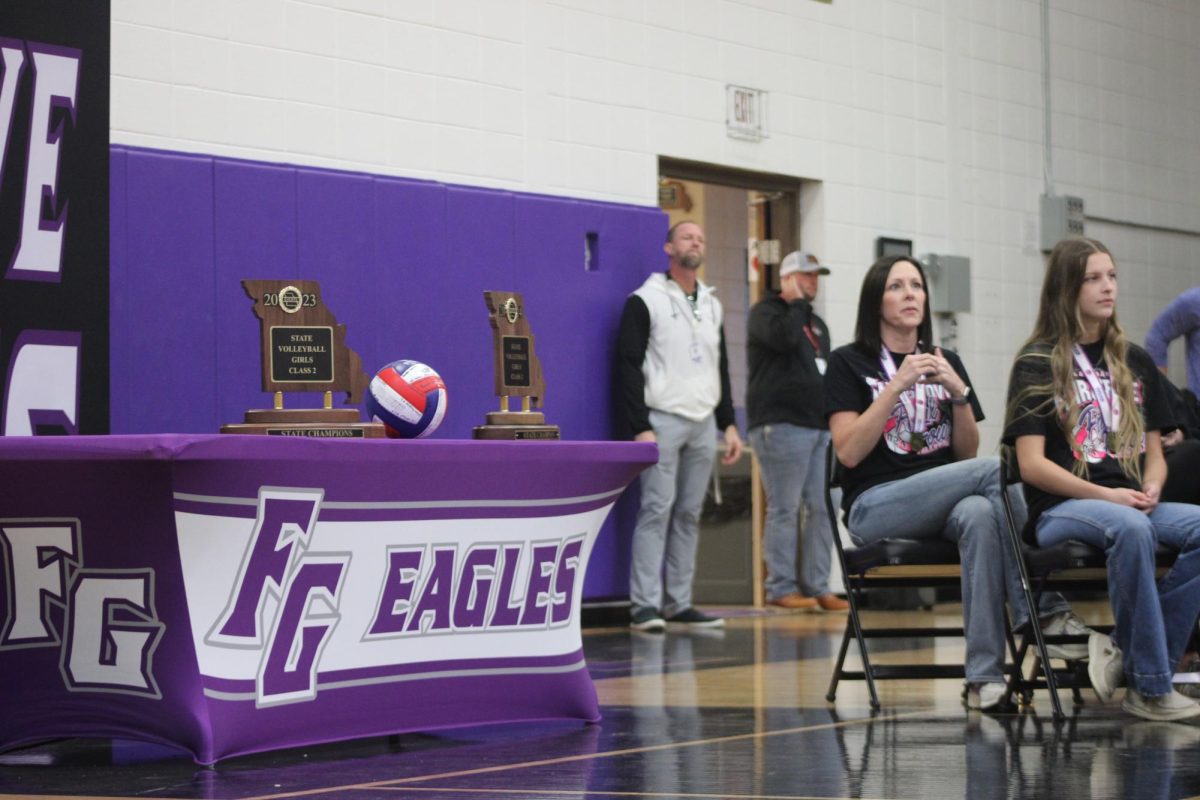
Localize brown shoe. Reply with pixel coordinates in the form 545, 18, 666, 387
768, 593, 819, 611
815, 594, 849, 612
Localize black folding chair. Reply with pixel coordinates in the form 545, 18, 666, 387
997, 448, 1178, 720
823, 443, 1020, 710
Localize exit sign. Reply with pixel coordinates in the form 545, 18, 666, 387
726, 85, 767, 141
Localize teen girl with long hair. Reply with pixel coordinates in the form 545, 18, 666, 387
1005, 237, 1200, 722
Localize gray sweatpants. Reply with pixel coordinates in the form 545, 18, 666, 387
629, 409, 718, 616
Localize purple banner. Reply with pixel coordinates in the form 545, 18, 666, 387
0, 434, 655, 764
1, 2, 110, 435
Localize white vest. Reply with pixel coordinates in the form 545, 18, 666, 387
632, 273, 723, 422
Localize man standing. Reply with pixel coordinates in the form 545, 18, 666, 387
1147, 287, 1200, 396
746, 251, 847, 612
617, 220, 743, 632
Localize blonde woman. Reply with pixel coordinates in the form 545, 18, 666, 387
1004, 237, 1200, 722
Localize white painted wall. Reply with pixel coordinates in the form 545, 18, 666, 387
111, 0, 1200, 448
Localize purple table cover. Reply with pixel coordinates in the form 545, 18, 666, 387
0, 435, 655, 764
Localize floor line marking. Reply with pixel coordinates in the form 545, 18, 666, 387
236, 709, 928, 800
373, 786, 893, 799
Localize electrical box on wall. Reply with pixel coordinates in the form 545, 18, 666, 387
1040, 194, 1085, 252
921, 254, 971, 313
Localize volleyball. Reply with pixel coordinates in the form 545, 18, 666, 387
365, 360, 447, 439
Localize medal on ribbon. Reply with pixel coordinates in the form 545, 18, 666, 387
881, 347, 929, 454
1072, 344, 1121, 457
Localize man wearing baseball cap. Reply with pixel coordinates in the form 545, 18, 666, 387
747, 251, 847, 612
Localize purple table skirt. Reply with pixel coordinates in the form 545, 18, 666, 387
0, 435, 655, 763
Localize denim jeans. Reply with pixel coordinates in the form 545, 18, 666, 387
848, 456, 1067, 684
749, 423, 836, 599
1036, 499, 1200, 696
629, 410, 718, 617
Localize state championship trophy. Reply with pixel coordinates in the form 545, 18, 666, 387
473, 291, 560, 440
221, 279, 383, 437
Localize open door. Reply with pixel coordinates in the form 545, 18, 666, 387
657, 158, 804, 607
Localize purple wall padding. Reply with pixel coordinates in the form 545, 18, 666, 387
109, 146, 667, 601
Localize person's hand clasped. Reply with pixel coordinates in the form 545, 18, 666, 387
1141, 482, 1162, 514
1109, 486, 1157, 513
891, 352, 934, 392
928, 347, 969, 397
893, 348, 968, 399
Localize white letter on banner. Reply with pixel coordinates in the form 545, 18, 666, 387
0, 41, 27, 191
63, 571, 163, 697
0, 521, 80, 647
3, 336, 79, 435
11, 45, 79, 279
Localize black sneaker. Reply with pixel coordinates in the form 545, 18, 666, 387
630, 607, 665, 632
665, 607, 724, 629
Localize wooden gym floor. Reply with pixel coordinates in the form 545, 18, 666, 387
4, 601, 1200, 800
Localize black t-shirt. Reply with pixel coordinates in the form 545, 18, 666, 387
823, 343, 984, 513
1003, 341, 1171, 537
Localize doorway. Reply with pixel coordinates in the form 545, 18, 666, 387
657, 157, 812, 606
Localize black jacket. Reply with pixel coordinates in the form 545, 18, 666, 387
746, 292, 831, 431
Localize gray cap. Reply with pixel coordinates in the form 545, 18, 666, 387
779, 250, 830, 277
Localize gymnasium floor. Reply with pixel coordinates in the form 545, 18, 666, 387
3, 602, 1200, 800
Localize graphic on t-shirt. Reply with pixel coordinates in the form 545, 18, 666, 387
866, 377, 952, 455
1071, 401, 1109, 463
1065, 366, 1145, 463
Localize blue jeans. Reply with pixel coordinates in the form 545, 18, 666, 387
848, 457, 1067, 684
629, 410, 718, 617
1036, 500, 1200, 696
749, 424, 835, 599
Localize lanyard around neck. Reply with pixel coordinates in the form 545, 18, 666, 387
667, 275, 702, 322
880, 346, 928, 433
1072, 343, 1120, 434
803, 324, 821, 354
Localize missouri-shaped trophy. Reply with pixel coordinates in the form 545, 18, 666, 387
473, 291, 560, 440
221, 279, 383, 437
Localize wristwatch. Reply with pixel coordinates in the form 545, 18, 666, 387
949, 386, 972, 406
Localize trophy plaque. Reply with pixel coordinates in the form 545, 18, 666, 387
473, 291, 560, 440
220, 280, 384, 438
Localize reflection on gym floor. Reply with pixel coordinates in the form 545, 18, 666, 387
4, 603, 1200, 800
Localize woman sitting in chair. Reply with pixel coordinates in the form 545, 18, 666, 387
825, 254, 1083, 712
1004, 237, 1200, 722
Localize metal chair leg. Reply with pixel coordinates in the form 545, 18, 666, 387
826, 623, 853, 703
845, 583, 881, 711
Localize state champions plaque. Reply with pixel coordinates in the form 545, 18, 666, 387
473, 291, 560, 440
220, 280, 383, 437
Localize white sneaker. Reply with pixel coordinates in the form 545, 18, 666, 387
1039, 611, 1093, 661
1088, 633, 1123, 703
964, 682, 1008, 712
1122, 689, 1200, 722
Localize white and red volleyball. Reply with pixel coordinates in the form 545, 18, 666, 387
365, 360, 447, 439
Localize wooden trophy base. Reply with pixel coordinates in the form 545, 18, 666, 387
473, 411, 560, 440
222, 408, 386, 438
